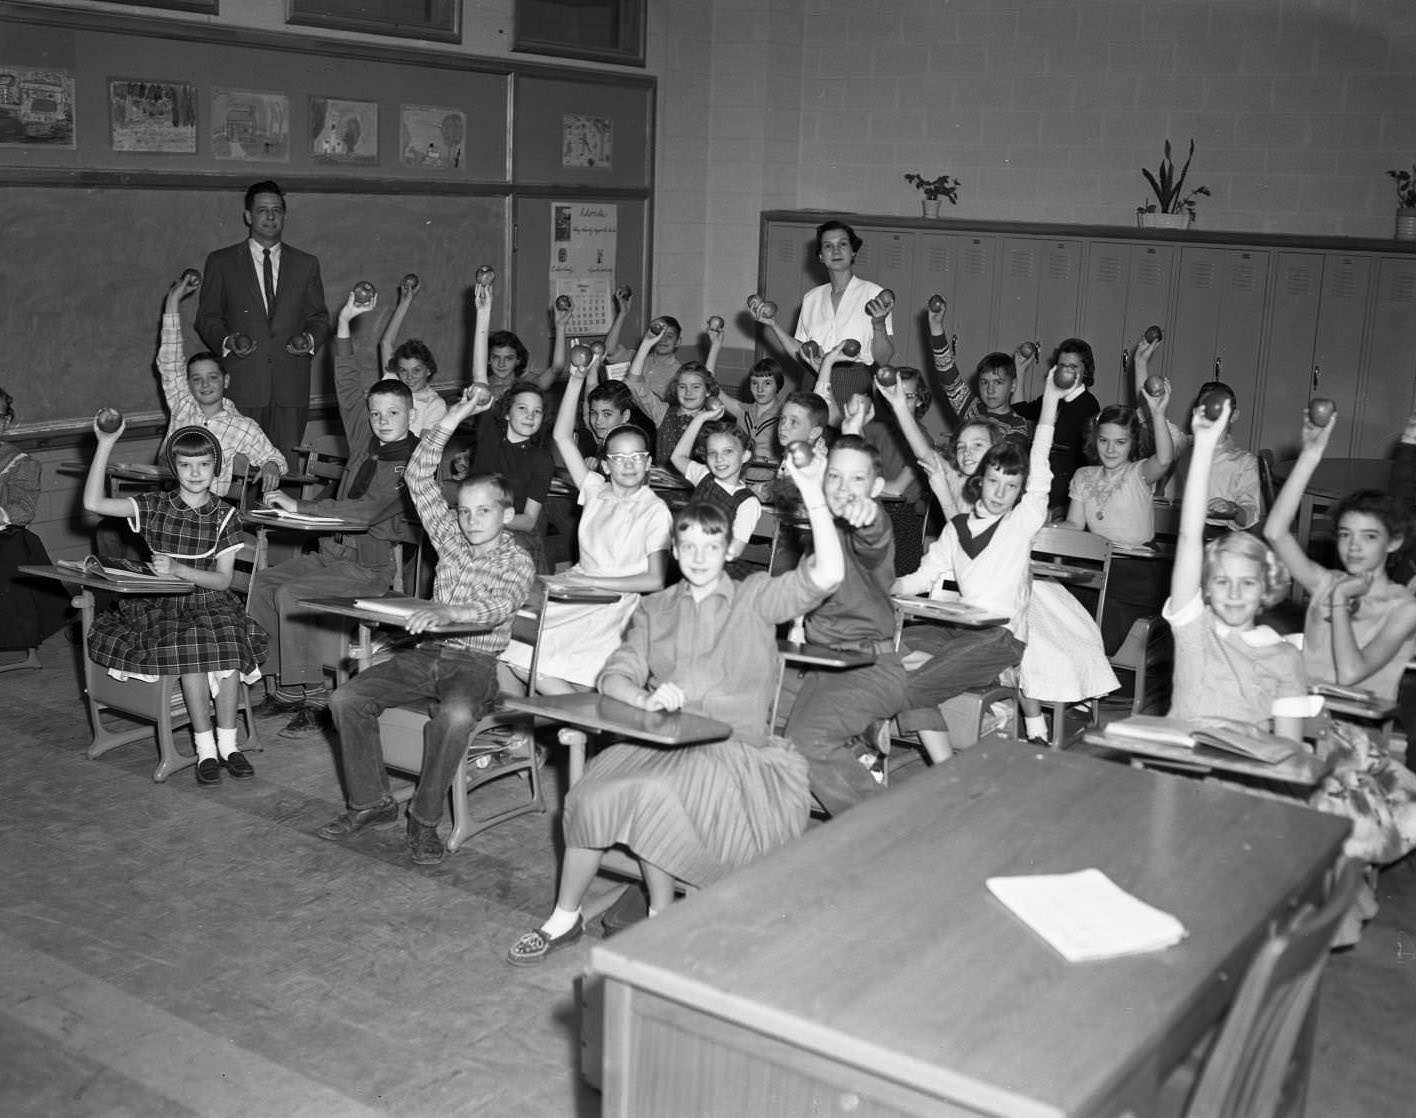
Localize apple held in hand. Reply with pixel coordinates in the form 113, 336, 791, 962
1143, 374, 1165, 398
95, 407, 123, 434
475, 265, 496, 286
401, 273, 421, 293
616, 284, 633, 302
289, 333, 314, 355
1199, 389, 1228, 420
464, 384, 493, 408
1018, 340, 1038, 360
927, 293, 946, 315
875, 365, 898, 387
1308, 397, 1336, 427
841, 339, 862, 359
1052, 366, 1078, 390
746, 293, 763, 313
800, 340, 823, 365
590, 340, 606, 358
231, 333, 255, 358
758, 299, 778, 320
555, 294, 573, 312
877, 289, 896, 312
786, 440, 814, 468
352, 281, 377, 306
180, 268, 201, 286
649, 316, 668, 334
707, 315, 725, 332
1144, 324, 1164, 344
568, 344, 593, 368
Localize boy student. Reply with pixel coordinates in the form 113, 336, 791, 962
577, 380, 653, 470
320, 391, 536, 866
248, 292, 421, 736
158, 271, 287, 496
670, 406, 762, 571
928, 302, 1032, 444
779, 433, 910, 815
768, 391, 831, 530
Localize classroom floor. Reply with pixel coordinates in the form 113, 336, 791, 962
2, 630, 1414, 1117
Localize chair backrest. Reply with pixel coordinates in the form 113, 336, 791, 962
1256, 449, 1277, 518
1184, 860, 1360, 1118
1029, 524, 1113, 624
296, 433, 350, 500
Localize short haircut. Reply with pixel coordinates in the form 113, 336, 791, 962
815, 219, 862, 255
894, 365, 932, 414
673, 500, 731, 539
186, 351, 225, 377
656, 315, 683, 337
488, 330, 529, 375
749, 357, 785, 391
459, 472, 515, 510
784, 391, 828, 433
830, 431, 882, 477
243, 180, 284, 210
390, 339, 438, 380
975, 352, 1018, 382
1203, 531, 1290, 608
367, 377, 414, 407
163, 424, 223, 476
1330, 489, 1409, 554
603, 423, 651, 455
1086, 405, 1145, 463
1050, 337, 1096, 386
963, 439, 1030, 505
587, 380, 634, 413
698, 418, 751, 454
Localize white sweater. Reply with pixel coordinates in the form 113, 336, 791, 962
894, 423, 1055, 640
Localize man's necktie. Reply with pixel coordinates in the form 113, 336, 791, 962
263, 248, 275, 318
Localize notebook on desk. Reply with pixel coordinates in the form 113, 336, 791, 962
248, 509, 346, 526
351, 596, 427, 619
55, 555, 190, 591
1103, 715, 1300, 765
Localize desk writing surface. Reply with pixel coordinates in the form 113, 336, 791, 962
591, 744, 1348, 1117
501, 692, 731, 746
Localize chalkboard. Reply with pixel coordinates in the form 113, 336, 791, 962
0, 186, 504, 425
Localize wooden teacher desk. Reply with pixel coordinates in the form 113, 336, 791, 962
589, 743, 1349, 1118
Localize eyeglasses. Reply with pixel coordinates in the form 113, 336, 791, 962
605, 452, 650, 467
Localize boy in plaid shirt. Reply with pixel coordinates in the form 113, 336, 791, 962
320, 390, 536, 865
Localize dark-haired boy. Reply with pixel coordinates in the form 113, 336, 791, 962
320, 390, 535, 865
248, 292, 421, 734
928, 300, 1032, 444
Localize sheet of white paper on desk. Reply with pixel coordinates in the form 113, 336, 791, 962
352, 597, 427, 618
255, 511, 346, 526
986, 869, 1187, 962
1104, 715, 1196, 747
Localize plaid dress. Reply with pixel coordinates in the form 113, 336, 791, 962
88, 491, 267, 676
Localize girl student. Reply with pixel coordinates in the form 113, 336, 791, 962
507, 457, 845, 965
0, 386, 68, 670
669, 405, 762, 575
1265, 406, 1416, 941
742, 357, 787, 463
500, 357, 672, 695
889, 373, 1066, 762
625, 320, 743, 467
469, 273, 570, 399
603, 284, 683, 400
1066, 386, 1176, 653
880, 374, 1115, 748
82, 421, 266, 786
377, 273, 447, 435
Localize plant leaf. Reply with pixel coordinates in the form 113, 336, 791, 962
1142, 167, 1165, 205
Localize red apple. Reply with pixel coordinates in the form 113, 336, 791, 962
231, 333, 255, 357
707, 315, 725, 332
475, 265, 496, 286
465, 384, 493, 408
877, 288, 896, 311
758, 300, 778, 320
1143, 374, 1165, 398
800, 340, 822, 365
401, 273, 420, 293
649, 316, 668, 334
746, 292, 762, 311
1018, 340, 1038, 360
616, 284, 633, 302
95, 407, 123, 434
555, 294, 573, 312
568, 344, 593, 368
785, 441, 814, 468
180, 268, 201, 286
876, 365, 898, 387
590, 340, 606, 357
1144, 325, 1164, 345
1052, 366, 1078, 390
927, 293, 946, 314
841, 339, 862, 359
352, 280, 376, 306
1199, 389, 1227, 420
1308, 397, 1336, 427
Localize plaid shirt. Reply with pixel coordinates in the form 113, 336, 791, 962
158, 312, 287, 496
408, 424, 535, 655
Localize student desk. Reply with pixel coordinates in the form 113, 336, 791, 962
891, 594, 1010, 630
1082, 728, 1332, 788
590, 742, 1349, 1118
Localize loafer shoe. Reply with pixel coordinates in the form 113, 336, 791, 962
223, 750, 255, 779
251, 693, 301, 718
317, 797, 400, 841
195, 758, 222, 786
278, 706, 329, 739
407, 817, 445, 865
506, 916, 584, 966
600, 886, 648, 937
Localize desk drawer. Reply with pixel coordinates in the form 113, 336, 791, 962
603, 984, 993, 1118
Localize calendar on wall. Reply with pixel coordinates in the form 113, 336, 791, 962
550, 201, 617, 334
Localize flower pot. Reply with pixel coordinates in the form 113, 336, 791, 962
921, 198, 942, 219
1396, 208, 1416, 241
1137, 211, 1191, 230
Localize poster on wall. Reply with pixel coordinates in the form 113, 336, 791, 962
399, 104, 464, 170
561, 114, 612, 169
310, 96, 378, 164
109, 79, 197, 153
550, 202, 617, 335
0, 66, 75, 148
211, 88, 289, 162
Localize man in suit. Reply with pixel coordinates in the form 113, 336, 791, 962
197, 180, 331, 462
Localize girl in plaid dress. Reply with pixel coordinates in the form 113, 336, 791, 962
83, 421, 267, 786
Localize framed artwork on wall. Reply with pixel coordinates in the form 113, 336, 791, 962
0, 66, 76, 148
310, 96, 379, 164
109, 79, 197, 153
399, 105, 464, 170
211, 88, 290, 162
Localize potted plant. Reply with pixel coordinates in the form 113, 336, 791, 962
904, 172, 960, 219
1137, 138, 1209, 229
1387, 163, 1416, 241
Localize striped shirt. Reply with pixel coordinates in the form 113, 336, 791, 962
408, 424, 535, 655
158, 312, 287, 496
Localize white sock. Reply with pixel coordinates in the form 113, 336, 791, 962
647, 907, 661, 919
215, 726, 239, 759
1024, 715, 1048, 740
194, 729, 218, 763
540, 905, 581, 938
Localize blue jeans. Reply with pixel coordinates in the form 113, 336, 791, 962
328, 643, 499, 827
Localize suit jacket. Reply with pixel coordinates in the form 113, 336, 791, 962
196, 241, 331, 410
